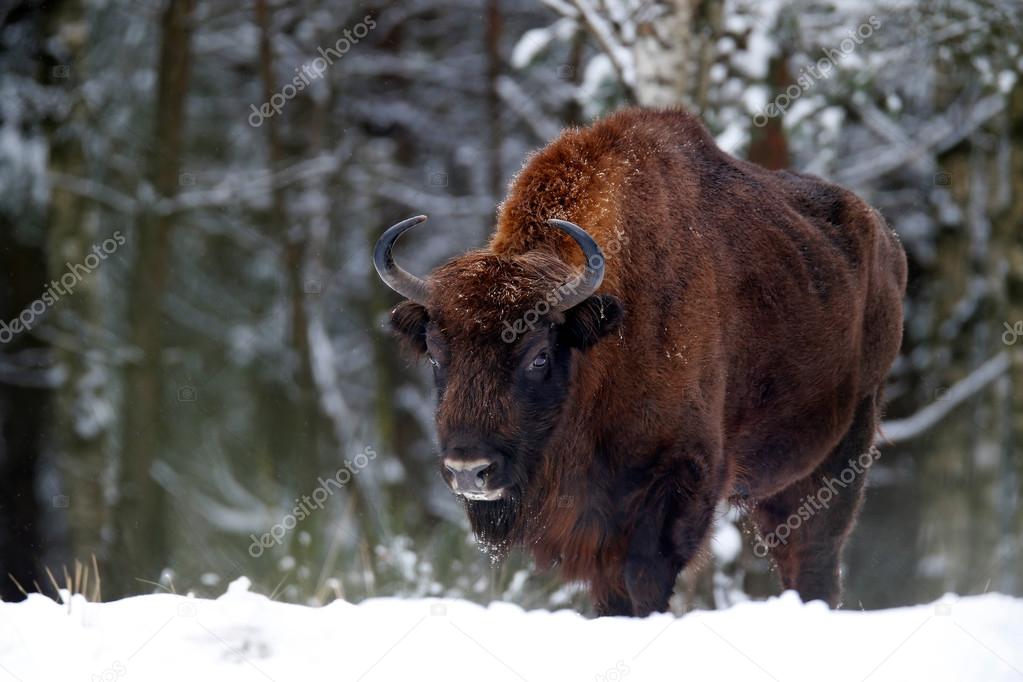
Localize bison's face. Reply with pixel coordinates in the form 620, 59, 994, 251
392, 291, 621, 504
373, 216, 622, 511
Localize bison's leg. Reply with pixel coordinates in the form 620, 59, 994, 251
593, 587, 634, 618
623, 500, 684, 617
625, 452, 724, 617
753, 392, 878, 606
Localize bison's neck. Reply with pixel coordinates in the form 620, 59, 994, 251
514, 406, 615, 570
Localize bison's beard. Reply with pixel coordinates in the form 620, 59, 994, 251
461, 447, 549, 560
463, 494, 522, 558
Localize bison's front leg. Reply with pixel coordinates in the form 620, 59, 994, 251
624, 450, 724, 617
593, 588, 634, 618
623, 501, 683, 616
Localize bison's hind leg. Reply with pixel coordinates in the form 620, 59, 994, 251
752, 391, 879, 607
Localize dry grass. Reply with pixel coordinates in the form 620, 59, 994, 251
9, 555, 102, 613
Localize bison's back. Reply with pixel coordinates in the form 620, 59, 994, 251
702, 160, 906, 492
491, 107, 906, 494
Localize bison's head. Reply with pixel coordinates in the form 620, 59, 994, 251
373, 216, 622, 540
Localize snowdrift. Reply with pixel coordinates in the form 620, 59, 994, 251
1, 578, 1020, 681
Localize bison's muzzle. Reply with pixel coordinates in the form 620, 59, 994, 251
442, 457, 502, 500
440, 436, 507, 500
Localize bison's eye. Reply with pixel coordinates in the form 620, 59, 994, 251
530, 352, 549, 370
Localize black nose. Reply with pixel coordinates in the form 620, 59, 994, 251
443, 458, 496, 494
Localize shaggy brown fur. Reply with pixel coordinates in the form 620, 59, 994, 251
385, 107, 907, 616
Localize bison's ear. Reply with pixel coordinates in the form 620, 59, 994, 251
391, 301, 429, 356
560, 294, 623, 351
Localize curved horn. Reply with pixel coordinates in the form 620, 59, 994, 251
374, 215, 430, 304
548, 219, 606, 312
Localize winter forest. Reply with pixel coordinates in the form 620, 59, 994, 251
1, 0, 1022, 656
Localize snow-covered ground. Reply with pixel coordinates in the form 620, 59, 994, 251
1, 579, 1020, 681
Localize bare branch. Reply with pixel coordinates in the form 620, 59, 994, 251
47, 171, 137, 215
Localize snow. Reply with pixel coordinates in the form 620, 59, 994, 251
714, 122, 747, 155
579, 54, 617, 118
710, 517, 743, 565
511, 27, 554, 69
2, 579, 1021, 681
998, 69, 1017, 94
509, 19, 576, 69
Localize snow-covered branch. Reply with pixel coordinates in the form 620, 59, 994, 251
306, 302, 355, 450
47, 171, 137, 215
836, 94, 1005, 187
362, 172, 495, 218
0, 348, 59, 389
879, 351, 1012, 444
49, 150, 350, 218
538, 0, 579, 20
496, 75, 562, 142
158, 150, 348, 214
565, 0, 634, 88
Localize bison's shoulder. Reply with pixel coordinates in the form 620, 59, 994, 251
491, 107, 715, 260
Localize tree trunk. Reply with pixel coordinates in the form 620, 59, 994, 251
747, 51, 791, 170
0, 221, 49, 601
632, 0, 695, 107
114, 0, 194, 597
41, 0, 118, 594
991, 78, 1023, 595
485, 0, 504, 208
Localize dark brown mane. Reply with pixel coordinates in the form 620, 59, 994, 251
427, 251, 574, 340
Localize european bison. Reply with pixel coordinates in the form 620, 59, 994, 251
373, 107, 906, 616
